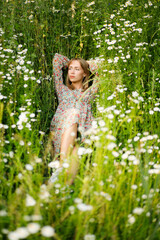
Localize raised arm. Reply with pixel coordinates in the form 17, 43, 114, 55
53, 53, 69, 93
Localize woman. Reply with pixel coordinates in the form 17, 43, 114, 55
50, 53, 99, 183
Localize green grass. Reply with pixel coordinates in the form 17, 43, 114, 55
0, 0, 160, 239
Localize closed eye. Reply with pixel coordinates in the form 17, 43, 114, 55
69, 67, 80, 71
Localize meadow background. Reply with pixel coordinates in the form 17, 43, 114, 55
0, 0, 160, 239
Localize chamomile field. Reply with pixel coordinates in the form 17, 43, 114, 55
0, 0, 160, 239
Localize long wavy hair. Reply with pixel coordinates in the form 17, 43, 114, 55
66, 58, 91, 92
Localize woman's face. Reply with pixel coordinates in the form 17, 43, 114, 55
68, 60, 85, 84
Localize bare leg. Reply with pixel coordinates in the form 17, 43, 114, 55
66, 145, 79, 185
60, 124, 79, 184
60, 123, 78, 161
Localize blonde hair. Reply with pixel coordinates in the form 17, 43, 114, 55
66, 58, 90, 92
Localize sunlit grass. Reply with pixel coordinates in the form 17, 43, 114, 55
0, 0, 160, 239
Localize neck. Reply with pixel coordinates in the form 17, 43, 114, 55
71, 82, 83, 89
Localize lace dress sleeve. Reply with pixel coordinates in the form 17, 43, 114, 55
53, 53, 69, 94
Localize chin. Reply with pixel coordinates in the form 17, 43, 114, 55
70, 79, 77, 83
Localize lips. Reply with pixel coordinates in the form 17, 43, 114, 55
70, 76, 75, 79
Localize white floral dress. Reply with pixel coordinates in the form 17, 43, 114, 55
50, 53, 98, 156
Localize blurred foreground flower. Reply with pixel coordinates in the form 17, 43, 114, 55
84, 234, 96, 240
27, 222, 40, 234
77, 203, 93, 211
26, 194, 36, 207
128, 214, 136, 225
41, 226, 55, 237
133, 207, 144, 215
8, 227, 29, 240
48, 160, 60, 169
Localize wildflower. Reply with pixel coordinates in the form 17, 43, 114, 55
17, 111, 29, 127
114, 57, 119, 63
77, 203, 93, 211
122, 152, 129, 159
148, 1, 153, 6
78, 147, 86, 156
49, 168, 62, 183
0, 210, 7, 216
154, 107, 160, 112
19, 59, 24, 65
8, 231, 20, 240
29, 14, 34, 20
107, 142, 116, 150
126, 54, 130, 59
110, 14, 115, 19
19, 140, 25, 146
85, 148, 93, 154
108, 46, 113, 50
2, 229, 9, 234
39, 186, 50, 200
146, 212, 151, 217
148, 169, 160, 174
128, 215, 136, 224
131, 185, 138, 190
98, 120, 105, 127
136, 28, 142, 33
69, 206, 75, 214
87, 1, 95, 7
16, 227, 30, 239
114, 109, 121, 114
92, 163, 97, 167
132, 91, 139, 97
27, 222, 40, 234
48, 160, 60, 169
106, 134, 116, 141
62, 162, 70, 168
31, 215, 42, 221
133, 159, 140, 165
41, 226, 55, 237
16, 65, 21, 70
107, 113, 114, 119
128, 155, 137, 161
101, 127, 108, 132
30, 113, 35, 118
84, 234, 96, 240
112, 151, 119, 157
149, 110, 154, 115
133, 207, 144, 215
100, 192, 112, 201
74, 198, 83, 204
25, 164, 33, 171
109, 70, 115, 73
134, 136, 139, 141
138, 96, 144, 102
26, 194, 36, 207
26, 123, 31, 130
9, 151, 14, 158
142, 194, 147, 199
39, 131, 45, 135
18, 173, 23, 179
107, 59, 113, 63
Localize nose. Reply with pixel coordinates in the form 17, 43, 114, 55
70, 68, 75, 74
